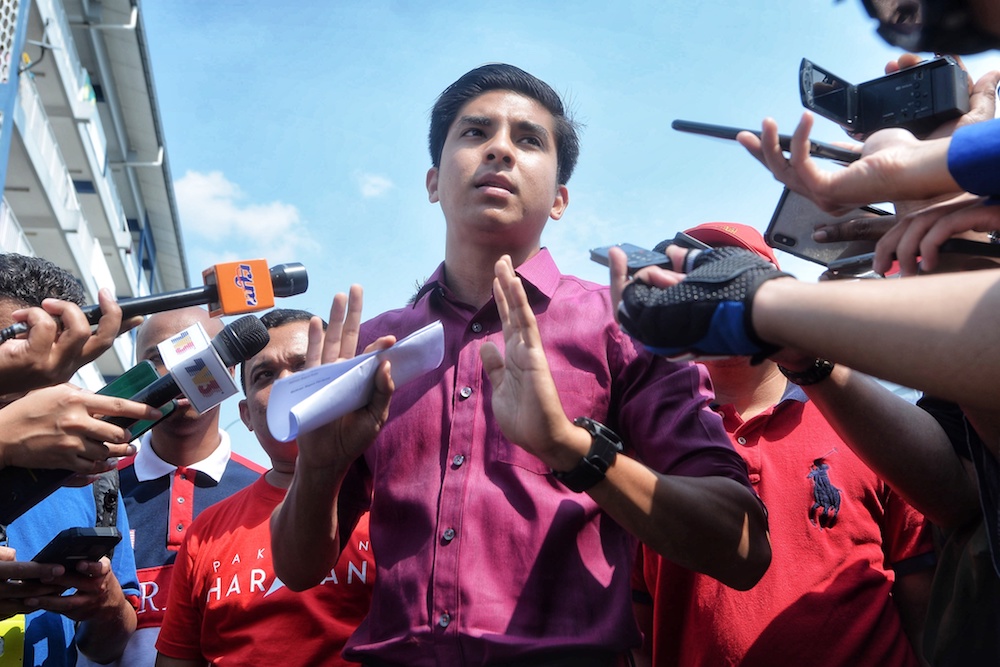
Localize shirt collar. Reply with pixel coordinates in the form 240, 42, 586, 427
412, 248, 562, 306
133, 429, 231, 483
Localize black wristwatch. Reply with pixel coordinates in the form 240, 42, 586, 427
778, 358, 835, 386
552, 417, 624, 493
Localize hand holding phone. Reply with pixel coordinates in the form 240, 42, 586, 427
765, 188, 892, 266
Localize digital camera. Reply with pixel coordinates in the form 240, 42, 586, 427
799, 56, 969, 137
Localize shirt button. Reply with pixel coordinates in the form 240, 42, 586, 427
459, 386, 473, 400
180, 474, 187, 480
452, 454, 465, 468
438, 612, 451, 628
471, 322, 483, 333
176, 523, 184, 531
177, 497, 185, 504
736, 436, 747, 445
443, 528, 456, 542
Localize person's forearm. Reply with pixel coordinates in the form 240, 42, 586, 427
590, 457, 771, 590
752, 271, 1000, 411
75, 592, 136, 664
270, 461, 349, 592
805, 367, 979, 530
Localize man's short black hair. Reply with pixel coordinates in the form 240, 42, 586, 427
0, 253, 85, 307
428, 63, 581, 186
239, 308, 324, 393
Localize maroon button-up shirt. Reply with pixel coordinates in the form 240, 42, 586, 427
345, 249, 752, 665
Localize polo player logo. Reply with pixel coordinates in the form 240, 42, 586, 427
807, 458, 841, 529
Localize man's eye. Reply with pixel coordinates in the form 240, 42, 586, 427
461, 127, 485, 137
252, 369, 274, 385
521, 136, 542, 147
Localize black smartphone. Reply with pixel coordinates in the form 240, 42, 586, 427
31, 527, 122, 569
671, 119, 860, 163
590, 243, 671, 274
669, 231, 712, 252
98, 360, 177, 440
765, 188, 892, 266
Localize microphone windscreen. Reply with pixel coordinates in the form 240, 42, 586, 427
211, 315, 270, 367
270, 263, 309, 298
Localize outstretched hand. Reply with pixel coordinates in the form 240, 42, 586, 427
737, 64, 1000, 216
480, 256, 588, 471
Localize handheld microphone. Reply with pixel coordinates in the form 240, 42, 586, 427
0, 260, 307, 342
106, 314, 270, 429
0, 315, 270, 524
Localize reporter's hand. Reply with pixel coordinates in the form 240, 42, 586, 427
0, 290, 138, 394
874, 193, 1000, 274
0, 546, 67, 620
26, 557, 121, 623
0, 384, 159, 472
738, 66, 1000, 216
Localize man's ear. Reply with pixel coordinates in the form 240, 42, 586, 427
426, 167, 440, 204
549, 185, 569, 220
238, 399, 253, 432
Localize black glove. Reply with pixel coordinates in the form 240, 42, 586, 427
618, 247, 792, 361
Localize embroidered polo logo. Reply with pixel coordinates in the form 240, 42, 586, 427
807, 459, 841, 529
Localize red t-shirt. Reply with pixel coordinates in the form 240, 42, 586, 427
156, 475, 374, 665
634, 394, 934, 667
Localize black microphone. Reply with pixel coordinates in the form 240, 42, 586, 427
0, 315, 270, 524
105, 314, 270, 430
0, 261, 307, 342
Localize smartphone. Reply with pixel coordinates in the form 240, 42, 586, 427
98, 360, 176, 440
0, 362, 176, 525
590, 243, 671, 274
669, 231, 712, 252
31, 527, 122, 569
671, 119, 860, 163
765, 188, 892, 266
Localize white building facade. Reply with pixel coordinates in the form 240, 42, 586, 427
0, 0, 187, 386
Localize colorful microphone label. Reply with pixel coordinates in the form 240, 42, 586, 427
159, 322, 239, 413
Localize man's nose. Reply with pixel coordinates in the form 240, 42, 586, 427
485, 133, 514, 165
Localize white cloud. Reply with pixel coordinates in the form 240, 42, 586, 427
355, 172, 394, 198
175, 171, 314, 260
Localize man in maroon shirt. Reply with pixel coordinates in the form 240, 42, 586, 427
272, 64, 771, 667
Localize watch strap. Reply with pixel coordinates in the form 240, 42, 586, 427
778, 358, 835, 386
552, 417, 624, 493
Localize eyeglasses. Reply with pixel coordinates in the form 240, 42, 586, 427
851, 0, 1000, 54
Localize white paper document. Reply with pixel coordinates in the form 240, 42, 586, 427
266, 321, 445, 442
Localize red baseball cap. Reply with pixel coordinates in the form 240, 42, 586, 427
684, 222, 780, 269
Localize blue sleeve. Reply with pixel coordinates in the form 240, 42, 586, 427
111, 490, 140, 599
948, 118, 1000, 198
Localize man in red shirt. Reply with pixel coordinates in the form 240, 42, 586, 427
155, 309, 375, 666
632, 223, 936, 666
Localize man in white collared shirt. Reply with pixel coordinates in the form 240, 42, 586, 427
85, 307, 264, 667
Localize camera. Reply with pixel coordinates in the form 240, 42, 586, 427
799, 56, 969, 137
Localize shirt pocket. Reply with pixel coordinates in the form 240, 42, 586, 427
492, 369, 602, 475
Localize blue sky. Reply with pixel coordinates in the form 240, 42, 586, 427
140, 1, 1000, 466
